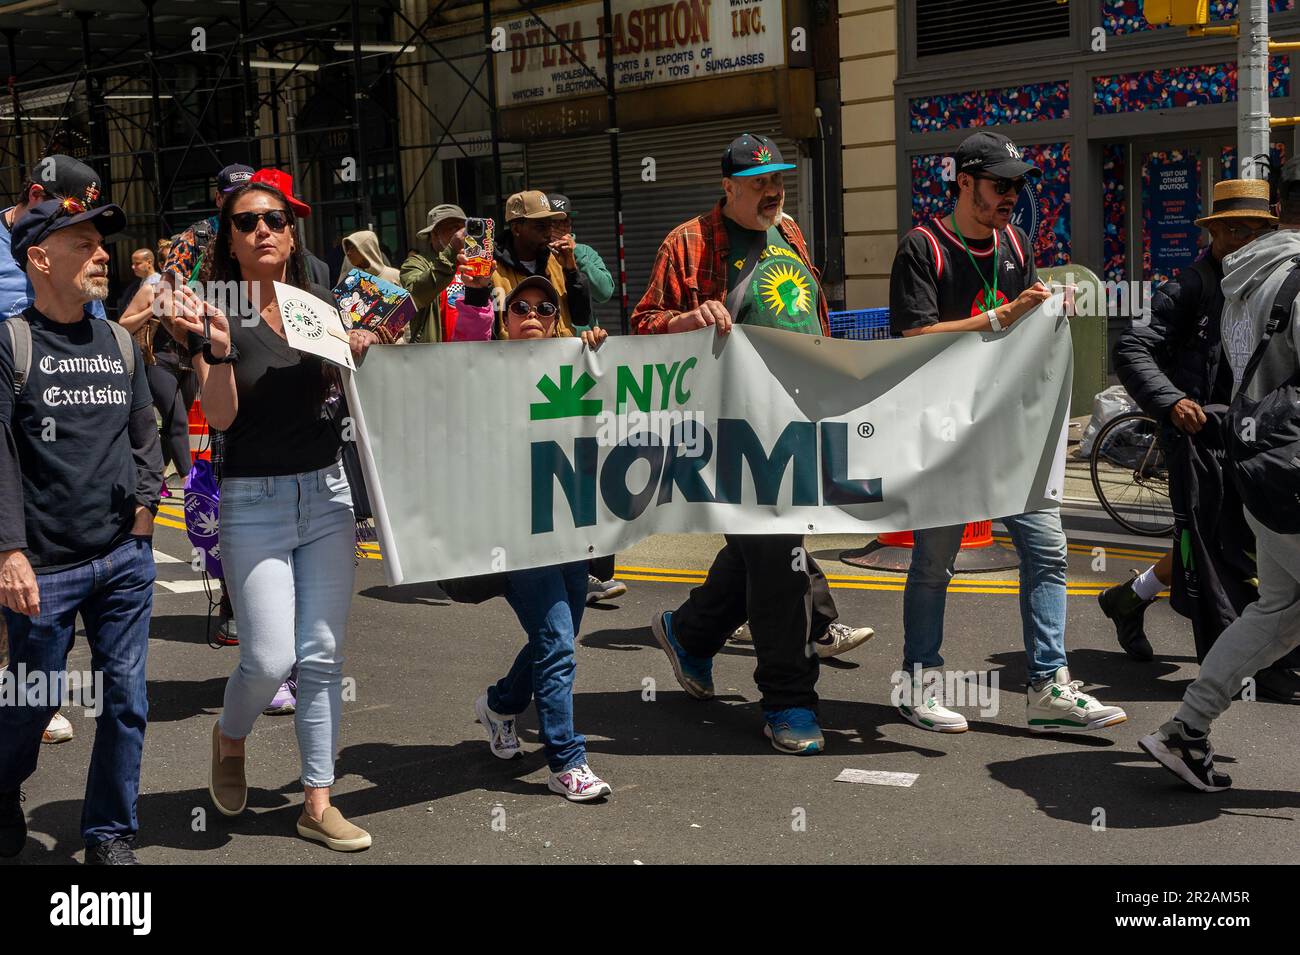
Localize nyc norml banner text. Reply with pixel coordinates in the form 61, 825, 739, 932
347, 302, 1072, 585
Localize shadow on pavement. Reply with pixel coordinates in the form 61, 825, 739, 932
988, 748, 1300, 829
147, 613, 219, 646
357, 582, 450, 607
147, 676, 229, 724
983, 648, 1191, 703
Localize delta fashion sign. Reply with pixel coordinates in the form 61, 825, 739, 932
347, 300, 1073, 585
494, 0, 785, 106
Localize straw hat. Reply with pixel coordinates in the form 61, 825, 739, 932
1194, 178, 1277, 226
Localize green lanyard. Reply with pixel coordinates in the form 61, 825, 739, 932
949, 216, 1000, 311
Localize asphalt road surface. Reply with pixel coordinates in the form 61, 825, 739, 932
6, 502, 1298, 866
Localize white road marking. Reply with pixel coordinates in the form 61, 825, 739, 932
156, 579, 220, 594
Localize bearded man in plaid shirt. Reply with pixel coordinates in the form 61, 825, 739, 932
635, 133, 873, 755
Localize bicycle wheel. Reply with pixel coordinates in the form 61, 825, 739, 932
1089, 411, 1176, 536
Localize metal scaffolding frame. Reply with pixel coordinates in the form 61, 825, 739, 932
0, 0, 631, 332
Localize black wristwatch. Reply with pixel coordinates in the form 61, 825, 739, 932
203, 341, 238, 365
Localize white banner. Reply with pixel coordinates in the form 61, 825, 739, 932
350, 302, 1073, 586
494, 0, 785, 107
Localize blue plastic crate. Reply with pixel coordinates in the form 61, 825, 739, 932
828, 307, 892, 341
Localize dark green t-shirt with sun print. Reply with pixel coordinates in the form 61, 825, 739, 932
723, 218, 820, 335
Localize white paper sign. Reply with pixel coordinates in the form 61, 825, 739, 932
834, 769, 919, 788
274, 281, 354, 371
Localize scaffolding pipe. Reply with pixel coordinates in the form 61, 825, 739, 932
5, 30, 25, 182
600, 0, 628, 334
144, 0, 166, 237
350, 0, 371, 229
483, 0, 503, 217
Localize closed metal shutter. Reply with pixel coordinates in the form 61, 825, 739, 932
526, 114, 803, 330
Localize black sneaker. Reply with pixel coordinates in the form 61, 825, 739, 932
0, 788, 27, 858
86, 837, 140, 865
1098, 576, 1155, 662
1254, 664, 1300, 704
1139, 721, 1232, 792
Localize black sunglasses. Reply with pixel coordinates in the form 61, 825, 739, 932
509, 299, 558, 318
231, 209, 290, 233
974, 175, 1028, 196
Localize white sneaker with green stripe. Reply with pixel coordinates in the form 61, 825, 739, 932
896, 673, 968, 733
1026, 667, 1127, 733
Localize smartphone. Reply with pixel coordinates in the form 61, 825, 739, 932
464, 217, 495, 278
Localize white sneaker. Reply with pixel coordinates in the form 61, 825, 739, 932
548, 763, 612, 802
1026, 667, 1127, 733
814, 622, 874, 658
896, 675, 968, 733
42, 712, 74, 745
474, 694, 521, 759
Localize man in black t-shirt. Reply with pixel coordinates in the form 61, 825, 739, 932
887, 130, 1127, 736
0, 199, 162, 865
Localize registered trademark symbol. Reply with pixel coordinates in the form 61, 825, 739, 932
857, 422, 874, 438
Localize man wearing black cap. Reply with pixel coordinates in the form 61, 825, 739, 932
887, 129, 1126, 735
0, 154, 110, 323
634, 132, 873, 756
0, 199, 163, 864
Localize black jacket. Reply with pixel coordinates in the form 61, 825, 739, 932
1168, 406, 1257, 663
1114, 256, 1234, 423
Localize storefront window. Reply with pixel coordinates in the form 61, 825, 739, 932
1094, 57, 1290, 113
1220, 142, 1288, 181
1102, 144, 1127, 283
1141, 149, 1201, 284
1101, 0, 1294, 36
909, 80, 1070, 133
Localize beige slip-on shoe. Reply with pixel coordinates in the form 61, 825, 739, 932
209, 721, 248, 816
296, 807, 372, 852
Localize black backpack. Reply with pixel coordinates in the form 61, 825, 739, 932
1223, 261, 1300, 534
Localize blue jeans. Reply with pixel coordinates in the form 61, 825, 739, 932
218, 461, 356, 788
0, 535, 156, 847
489, 561, 589, 773
902, 509, 1068, 686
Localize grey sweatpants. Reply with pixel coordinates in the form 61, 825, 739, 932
1175, 511, 1300, 733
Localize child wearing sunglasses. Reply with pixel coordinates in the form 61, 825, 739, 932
451, 266, 612, 801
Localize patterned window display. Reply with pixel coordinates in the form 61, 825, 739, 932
1102, 0, 1294, 35
909, 81, 1070, 133
1094, 57, 1290, 113
1102, 144, 1127, 283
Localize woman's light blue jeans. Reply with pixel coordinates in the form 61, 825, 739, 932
217, 460, 356, 788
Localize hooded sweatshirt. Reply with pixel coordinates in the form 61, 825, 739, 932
341, 231, 401, 287
1219, 229, 1300, 401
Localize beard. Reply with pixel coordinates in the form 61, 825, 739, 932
755, 197, 784, 229
973, 186, 1013, 228
79, 272, 109, 301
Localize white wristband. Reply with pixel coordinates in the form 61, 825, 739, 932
987, 309, 1003, 332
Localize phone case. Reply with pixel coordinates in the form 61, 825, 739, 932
464, 219, 495, 278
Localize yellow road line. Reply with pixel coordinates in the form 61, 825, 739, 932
155, 515, 186, 532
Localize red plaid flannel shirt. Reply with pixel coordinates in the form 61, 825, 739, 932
632, 201, 830, 336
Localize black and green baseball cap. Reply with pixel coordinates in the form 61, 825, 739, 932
721, 133, 796, 178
